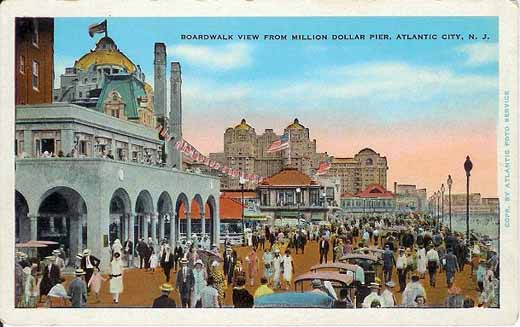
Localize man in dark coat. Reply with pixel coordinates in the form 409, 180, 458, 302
136, 238, 148, 269
152, 283, 177, 308
160, 245, 175, 282
382, 245, 396, 284
144, 242, 153, 270
39, 256, 61, 302
80, 249, 100, 292
319, 237, 330, 264
68, 269, 88, 308
223, 247, 236, 284
123, 238, 134, 268
175, 258, 194, 308
173, 241, 184, 272
444, 249, 460, 288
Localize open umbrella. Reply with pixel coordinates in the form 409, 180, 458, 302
16, 242, 47, 248
32, 240, 59, 245
197, 249, 223, 263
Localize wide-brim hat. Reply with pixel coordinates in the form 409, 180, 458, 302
52, 249, 60, 254
159, 283, 174, 292
44, 255, 55, 261
83, 249, 90, 255
180, 257, 189, 264
75, 269, 86, 275
369, 282, 381, 289
195, 259, 203, 266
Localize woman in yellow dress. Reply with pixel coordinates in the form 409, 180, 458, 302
209, 261, 226, 307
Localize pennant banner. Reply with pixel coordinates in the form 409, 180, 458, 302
175, 139, 265, 184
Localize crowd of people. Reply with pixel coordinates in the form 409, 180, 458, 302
14, 213, 499, 309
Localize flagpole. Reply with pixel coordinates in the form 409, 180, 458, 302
105, 19, 108, 37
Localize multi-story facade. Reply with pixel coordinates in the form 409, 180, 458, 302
210, 118, 326, 190
14, 26, 220, 272
341, 184, 396, 217
325, 148, 388, 195
15, 18, 54, 105
430, 193, 500, 216
393, 183, 428, 213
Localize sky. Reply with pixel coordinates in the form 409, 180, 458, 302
54, 17, 499, 197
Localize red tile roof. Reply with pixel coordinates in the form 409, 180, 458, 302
260, 168, 317, 186
219, 196, 244, 220
341, 192, 355, 198
354, 184, 394, 198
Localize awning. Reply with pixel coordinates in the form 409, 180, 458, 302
278, 211, 299, 218
244, 215, 268, 221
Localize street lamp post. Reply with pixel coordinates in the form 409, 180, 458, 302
239, 176, 245, 245
296, 187, 301, 230
435, 191, 440, 232
464, 156, 473, 242
441, 183, 445, 228
447, 175, 453, 231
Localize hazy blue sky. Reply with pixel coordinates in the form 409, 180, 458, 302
54, 17, 499, 195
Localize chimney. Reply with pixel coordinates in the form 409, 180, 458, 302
394, 182, 397, 194
153, 43, 167, 120
169, 62, 182, 169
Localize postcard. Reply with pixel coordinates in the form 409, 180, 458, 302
0, 0, 518, 325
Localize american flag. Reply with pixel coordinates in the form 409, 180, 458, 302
316, 161, 332, 175
267, 133, 289, 153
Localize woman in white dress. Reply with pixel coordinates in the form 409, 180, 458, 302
416, 245, 427, 278
282, 250, 294, 290
110, 252, 124, 304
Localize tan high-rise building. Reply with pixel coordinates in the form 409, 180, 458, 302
210, 118, 326, 190
326, 148, 388, 195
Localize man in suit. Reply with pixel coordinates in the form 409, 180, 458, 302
39, 256, 61, 303
319, 236, 330, 264
123, 238, 134, 268
444, 249, 460, 288
152, 283, 177, 308
223, 247, 236, 284
175, 258, 194, 308
136, 238, 147, 269
173, 241, 184, 272
160, 245, 175, 282
68, 269, 88, 308
80, 249, 100, 292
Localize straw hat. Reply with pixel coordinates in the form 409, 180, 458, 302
75, 269, 86, 276
159, 283, 174, 292
83, 249, 91, 255
52, 249, 60, 255
369, 282, 381, 289
180, 257, 188, 264
195, 259, 203, 266
76, 253, 83, 260
44, 255, 55, 261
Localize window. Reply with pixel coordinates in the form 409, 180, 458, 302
32, 61, 39, 90
19, 56, 25, 74
310, 189, 319, 206
78, 91, 82, 98
261, 191, 270, 206
41, 138, 55, 154
31, 19, 39, 47
79, 141, 87, 155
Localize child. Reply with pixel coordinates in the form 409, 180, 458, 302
88, 268, 106, 303
149, 252, 159, 272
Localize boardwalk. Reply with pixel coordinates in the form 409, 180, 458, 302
44, 240, 479, 308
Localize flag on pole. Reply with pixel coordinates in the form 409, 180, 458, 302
88, 20, 107, 37
267, 133, 289, 153
316, 160, 332, 175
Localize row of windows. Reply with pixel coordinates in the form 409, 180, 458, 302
19, 56, 39, 91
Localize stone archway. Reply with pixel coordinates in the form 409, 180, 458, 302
175, 193, 190, 242
135, 190, 154, 243
109, 188, 132, 245
15, 191, 29, 243
190, 194, 204, 242
157, 191, 173, 243
37, 186, 88, 262
206, 195, 218, 245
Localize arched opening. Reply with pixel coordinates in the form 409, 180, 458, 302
37, 186, 87, 262
175, 193, 190, 242
157, 191, 173, 242
15, 191, 29, 243
135, 190, 154, 243
190, 195, 204, 240
109, 188, 131, 245
206, 195, 217, 245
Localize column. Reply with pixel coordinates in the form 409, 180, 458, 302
200, 212, 206, 239
158, 214, 165, 240
23, 129, 33, 156
151, 212, 158, 247
29, 214, 38, 240
169, 213, 176, 246
121, 215, 128, 241
177, 214, 181, 241
128, 213, 135, 244
185, 210, 191, 241
143, 213, 149, 240
60, 129, 74, 156
49, 216, 55, 233
69, 214, 82, 262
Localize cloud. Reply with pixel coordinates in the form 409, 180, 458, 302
457, 43, 498, 66
168, 43, 252, 71
273, 61, 497, 102
182, 78, 253, 105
